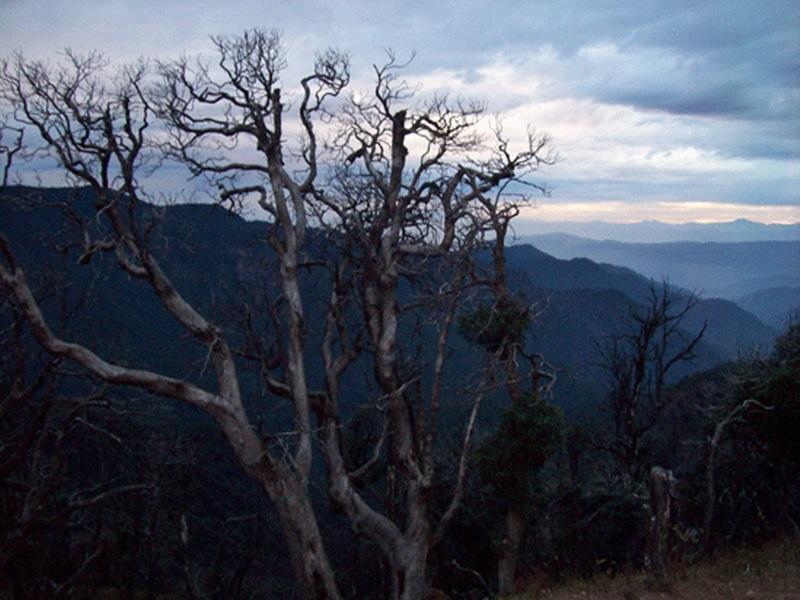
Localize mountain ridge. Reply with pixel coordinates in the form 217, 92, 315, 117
514, 218, 800, 243
0, 187, 779, 418
517, 233, 800, 300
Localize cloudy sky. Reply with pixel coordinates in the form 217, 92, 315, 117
1, 0, 798, 224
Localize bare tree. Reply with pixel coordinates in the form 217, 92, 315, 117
0, 265, 161, 596
1, 31, 554, 599
0, 123, 23, 189
0, 47, 341, 599
598, 284, 706, 493
312, 57, 555, 599
153, 34, 554, 598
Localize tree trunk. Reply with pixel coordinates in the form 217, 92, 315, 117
497, 507, 525, 596
268, 475, 342, 600
393, 535, 429, 600
647, 466, 675, 581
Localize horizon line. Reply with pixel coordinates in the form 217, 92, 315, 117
516, 217, 800, 226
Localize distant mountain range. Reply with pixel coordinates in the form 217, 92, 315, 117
0, 187, 781, 419
503, 245, 776, 371
517, 233, 800, 301
514, 219, 800, 243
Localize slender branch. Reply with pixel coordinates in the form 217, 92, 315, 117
431, 386, 484, 547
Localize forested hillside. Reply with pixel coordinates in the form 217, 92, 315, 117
1, 187, 776, 418
3, 187, 795, 599
1, 29, 796, 599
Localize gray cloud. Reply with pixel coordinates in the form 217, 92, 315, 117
0, 0, 797, 216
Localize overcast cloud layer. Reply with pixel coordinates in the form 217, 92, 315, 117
1, 0, 798, 223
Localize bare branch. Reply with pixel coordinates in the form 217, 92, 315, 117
431, 386, 484, 547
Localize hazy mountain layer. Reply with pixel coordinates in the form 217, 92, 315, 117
514, 219, 800, 243
736, 287, 800, 330
517, 233, 800, 299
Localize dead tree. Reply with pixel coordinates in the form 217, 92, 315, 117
646, 466, 677, 581
155, 35, 553, 598
2, 32, 554, 600
0, 123, 23, 188
598, 284, 706, 493
0, 47, 340, 599
311, 58, 554, 598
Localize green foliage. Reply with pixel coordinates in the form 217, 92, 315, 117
742, 324, 800, 469
772, 323, 800, 363
476, 393, 563, 504
458, 294, 531, 355
696, 324, 800, 547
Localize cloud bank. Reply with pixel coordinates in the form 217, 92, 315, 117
1, 0, 797, 222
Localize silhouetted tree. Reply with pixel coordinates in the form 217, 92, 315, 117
597, 284, 706, 493
458, 189, 560, 595
702, 324, 799, 552
0, 30, 554, 599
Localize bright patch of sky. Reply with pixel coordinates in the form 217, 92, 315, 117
1, 0, 798, 223
521, 201, 800, 224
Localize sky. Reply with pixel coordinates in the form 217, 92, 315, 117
1, 0, 798, 225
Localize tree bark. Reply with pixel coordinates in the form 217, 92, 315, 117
393, 531, 429, 600
647, 466, 675, 581
267, 475, 342, 600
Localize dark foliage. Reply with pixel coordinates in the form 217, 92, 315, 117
1, 187, 796, 597
476, 394, 563, 504
458, 294, 532, 356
